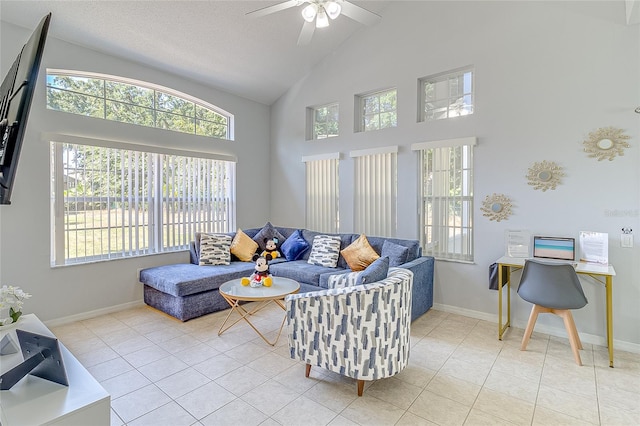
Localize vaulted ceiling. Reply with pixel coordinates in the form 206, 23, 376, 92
0, 1, 390, 105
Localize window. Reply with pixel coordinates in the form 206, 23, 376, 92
308, 103, 339, 140
46, 71, 233, 140
419, 67, 474, 121
51, 141, 236, 265
413, 137, 475, 262
303, 153, 339, 233
356, 88, 397, 132
350, 146, 397, 237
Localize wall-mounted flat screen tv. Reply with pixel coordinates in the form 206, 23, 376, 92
0, 13, 51, 205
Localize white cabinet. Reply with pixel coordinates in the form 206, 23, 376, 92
0, 314, 110, 425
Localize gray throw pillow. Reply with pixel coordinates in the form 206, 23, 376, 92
357, 256, 389, 284
381, 240, 409, 267
252, 222, 286, 252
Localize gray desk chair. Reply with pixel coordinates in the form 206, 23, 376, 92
517, 259, 588, 365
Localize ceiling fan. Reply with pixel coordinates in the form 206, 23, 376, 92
246, 0, 382, 46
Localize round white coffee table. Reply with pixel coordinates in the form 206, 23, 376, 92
218, 276, 300, 346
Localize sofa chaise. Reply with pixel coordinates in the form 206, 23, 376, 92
139, 225, 434, 322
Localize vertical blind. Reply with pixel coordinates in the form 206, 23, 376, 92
51, 141, 235, 265
303, 153, 339, 233
350, 147, 397, 237
412, 137, 475, 262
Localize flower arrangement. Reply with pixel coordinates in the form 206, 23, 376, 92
0, 285, 32, 326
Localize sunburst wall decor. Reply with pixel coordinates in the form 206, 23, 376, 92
527, 160, 564, 191
481, 193, 512, 222
583, 127, 630, 161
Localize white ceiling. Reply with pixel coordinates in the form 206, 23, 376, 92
0, 1, 390, 105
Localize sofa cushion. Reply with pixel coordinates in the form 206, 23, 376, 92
199, 234, 232, 266
365, 236, 421, 262
140, 262, 256, 297
230, 228, 259, 261
253, 222, 286, 252
357, 256, 390, 285
270, 260, 346, 285
381, 240, 410, 267
280, 229, 310, 261
307, 235, 342, 267
341, 234, 380, 271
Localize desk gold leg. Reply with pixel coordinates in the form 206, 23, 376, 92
498, 265, 503, 340
606, 276, 614, 367
498, 265, 511, 340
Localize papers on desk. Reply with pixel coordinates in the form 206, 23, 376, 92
579, 231, 608, 265
504, 230, 530, 258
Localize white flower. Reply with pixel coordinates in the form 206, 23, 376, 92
0, 285, 32, 326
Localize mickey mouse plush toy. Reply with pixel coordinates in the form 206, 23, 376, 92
241, 254, 273, 287
261, 238, 281, 259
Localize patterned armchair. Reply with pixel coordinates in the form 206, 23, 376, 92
285, 268, 413, 396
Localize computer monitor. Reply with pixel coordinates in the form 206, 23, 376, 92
533, 236, 575, 261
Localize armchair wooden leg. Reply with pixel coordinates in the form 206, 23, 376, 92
305, 363, 311, 378
357, 380, 364, 397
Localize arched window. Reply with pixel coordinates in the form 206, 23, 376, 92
46, 70, 233, 140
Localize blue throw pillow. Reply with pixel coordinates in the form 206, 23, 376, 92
281, 229, 310, 261
357, 256, 389, 285
381, 240, 409, 267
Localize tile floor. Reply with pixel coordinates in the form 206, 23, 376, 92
50, 304, 640, 426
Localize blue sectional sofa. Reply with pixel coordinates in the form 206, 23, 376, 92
139, 226, 434, 322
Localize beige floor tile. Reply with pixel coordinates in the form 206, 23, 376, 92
439, 356, 491, 386
137, 355, 189, 382
127, 401, 197, 426
162, 333, 203, 354
200, 398, 268, 426
342, 394, 406, 425
241, 379, 301, 416
540, 361, 597, 399
451, 345, 499, 369
473, 388, 534, 425
122, 344, 171, 368
408, 389, 471, 426
272, 363, 325, 393
172, 342, 221, 366
536, 384, 599, 424
87, 356, 134, 382
175, 381, 236, 420
303, 379, 358, 412
491, 355, 543, 383
327, 414, 360, 426
110, 335, 155, 356
395, 411, 438, 425
482, 368, 539, 404
155, 367, 211, 399
599, 404, 640, 426
111, 384, 172, 423
144, 326, 184, 344
426, 373, 481, 406
595, 364, 640, 395
365, 376, 423, 409
101, 369, 152, 399
596, 383, 640, 413
110, 408, 124, 426
394, 364, 436, 388
215, 365, 270, 396
246, 351, 296, 377
75, 344, 120, 368
464, 408, 518, 425
271, 395, 338, 426
193, 353, 242, 380
532, 406, 597, 426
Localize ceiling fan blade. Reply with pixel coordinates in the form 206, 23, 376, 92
246, 0, 302, 19
339, 1, 381, 26
297, 20, 315, 46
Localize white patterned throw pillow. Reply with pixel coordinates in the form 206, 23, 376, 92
199, 233, 232, 266
327, 271, 362, 289
307, 235, 342, 268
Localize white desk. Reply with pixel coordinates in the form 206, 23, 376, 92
0, 314, 110, 425
495, 256, 617, 367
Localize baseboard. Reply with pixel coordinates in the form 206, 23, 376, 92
43, 300, 146, 328
432, 303, 640, 355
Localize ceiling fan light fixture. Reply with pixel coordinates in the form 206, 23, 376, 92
325, 1, 342, 19
301, 3, 318, 22
315, 7, 329, 28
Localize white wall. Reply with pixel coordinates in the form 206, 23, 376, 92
270, 1, 640, 349
0, 21, 271, 322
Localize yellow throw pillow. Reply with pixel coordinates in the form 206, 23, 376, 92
340, 234, 380, 271
230, 229, 259, 261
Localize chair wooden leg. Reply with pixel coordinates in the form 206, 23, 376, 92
566, 311, 583, 350
557, 310, 582, 366
357, 379, 364, 396
521, 305, 542, 351
305, 363, 311, 378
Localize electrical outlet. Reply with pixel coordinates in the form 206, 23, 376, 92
621, 234, 633, 248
